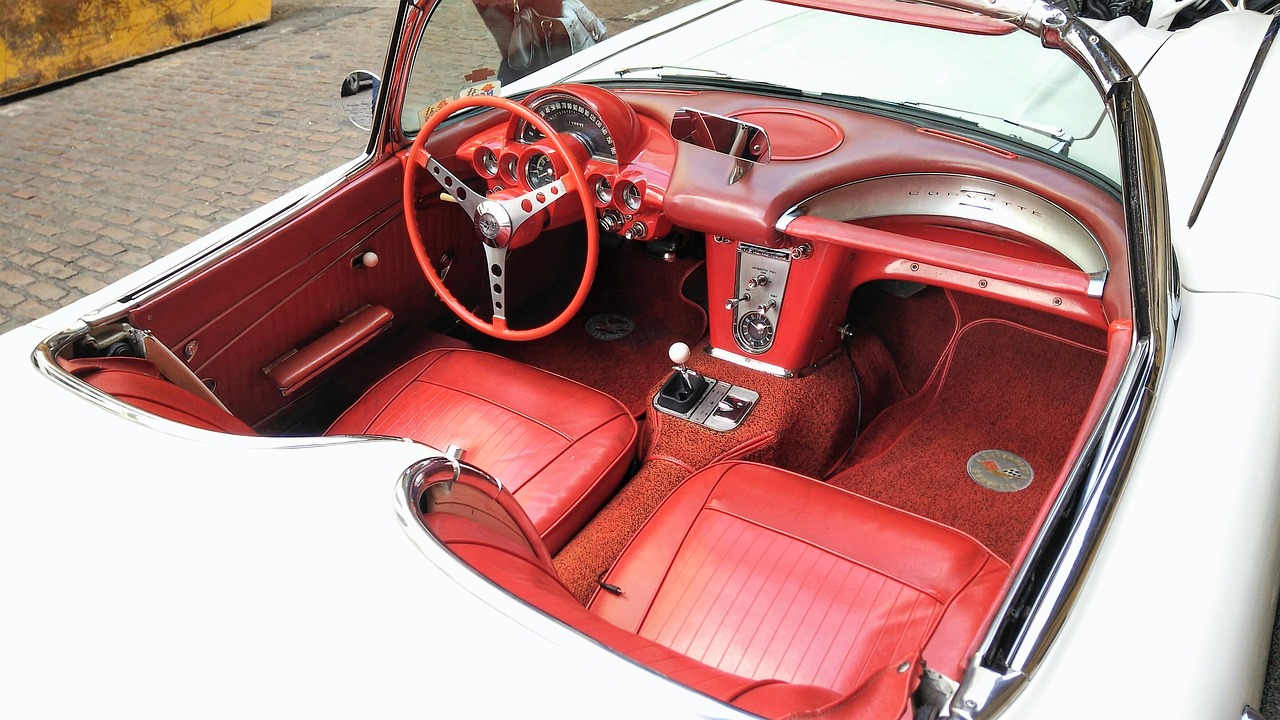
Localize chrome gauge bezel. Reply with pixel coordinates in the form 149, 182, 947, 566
620, 181, 642, 212
594, 176, 613, 205
478, 147, 499, 177
518, 93, 617, 163
524, 152, 555, 189
735, 310, 775, 352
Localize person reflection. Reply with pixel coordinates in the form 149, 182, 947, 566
472, 0, 607, 83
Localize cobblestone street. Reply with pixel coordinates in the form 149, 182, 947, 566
0, 0, 399, 333
0, 0, 684, 333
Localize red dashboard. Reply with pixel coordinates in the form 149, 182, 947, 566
440, 84, 1126, 376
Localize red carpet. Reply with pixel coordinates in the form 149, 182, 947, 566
485, 241, 708, 416
828, 319, 1106, 560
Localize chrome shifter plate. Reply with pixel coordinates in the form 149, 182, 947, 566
652, 374, 759, 432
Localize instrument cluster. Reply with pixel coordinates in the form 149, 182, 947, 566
456, 85, 672, 241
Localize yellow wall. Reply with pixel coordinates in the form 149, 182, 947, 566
0, 0, 271, 97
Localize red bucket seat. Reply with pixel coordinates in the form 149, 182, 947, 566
424, 460, 1009, 718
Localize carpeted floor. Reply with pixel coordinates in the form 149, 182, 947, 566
828, 318, 1107, 560
484, 240, 708, 416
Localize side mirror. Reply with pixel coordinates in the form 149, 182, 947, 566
340, 70, 381, 131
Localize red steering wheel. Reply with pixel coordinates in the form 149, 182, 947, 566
403, 95, 599, 341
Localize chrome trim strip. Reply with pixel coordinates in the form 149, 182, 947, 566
704, 346, 795, 378
1188, 13, 1279, 228
775, 173, 1109, 277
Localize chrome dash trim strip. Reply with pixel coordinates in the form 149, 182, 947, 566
774, 173, 1109, 277
705, 345, 795, 378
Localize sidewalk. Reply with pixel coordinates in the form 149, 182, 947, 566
0, 0, 399, 333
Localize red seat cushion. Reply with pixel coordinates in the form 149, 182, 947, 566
328, 348, 638, 553
589, 461, 1010, 691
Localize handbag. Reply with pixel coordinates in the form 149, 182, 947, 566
507, 0, 608, 74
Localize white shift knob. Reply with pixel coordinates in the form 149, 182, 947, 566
669, 342, 691, 365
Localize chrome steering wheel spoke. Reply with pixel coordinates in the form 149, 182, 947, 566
482, 243, 509, 324
499, 179, 571, 232
417, 150, 483, 221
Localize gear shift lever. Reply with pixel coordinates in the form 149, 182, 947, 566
656, 342, 709, 413
669, 342, 693, 391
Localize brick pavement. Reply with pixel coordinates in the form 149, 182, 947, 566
0, 0, 399, 333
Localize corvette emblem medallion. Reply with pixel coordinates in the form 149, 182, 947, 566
967, 450, 1034, 492
585, 313, 635, 341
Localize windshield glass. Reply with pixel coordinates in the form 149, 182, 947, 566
403, 0, 1119, 183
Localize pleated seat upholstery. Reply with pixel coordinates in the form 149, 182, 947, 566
329, 348, 638, 553
426, 460, 1010, 718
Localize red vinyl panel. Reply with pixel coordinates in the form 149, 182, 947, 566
133, 158, 469, 424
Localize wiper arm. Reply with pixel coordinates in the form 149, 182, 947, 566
615, 65, 732, 78
614, 66, 801, 97
901, 100, 1075, 156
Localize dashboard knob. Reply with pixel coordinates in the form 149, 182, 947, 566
747, 274, 769, 289
359, 251, 379, 268
599, 211, 623, 234
725, 292, 751, 311
623, 221, 648, 241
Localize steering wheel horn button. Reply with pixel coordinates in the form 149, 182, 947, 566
474, 200, 512, 247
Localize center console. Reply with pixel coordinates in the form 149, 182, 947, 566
705, 236, 853, 377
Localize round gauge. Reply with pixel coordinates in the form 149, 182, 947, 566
736, 311, 775, 352
520, 95, 617, 163
620, 182, 643, 212
500, 153, 519, 183
593, 176, 612, 205
478, 147, 498, 177
524, 152, 555, 189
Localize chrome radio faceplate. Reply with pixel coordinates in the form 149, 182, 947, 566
730, 243, 791, 355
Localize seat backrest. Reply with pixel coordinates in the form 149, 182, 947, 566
423, 494, 921, 719
588, 462, 1011, 689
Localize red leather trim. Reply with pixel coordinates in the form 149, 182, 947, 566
428, 506, 916, 719
328, 348, 638, 553
425, 460, 1003, 718
264, 305, 394, 396
61, 357, 256, 435
788, 215, 1093, 297
915, 127, 1019, 159
729, 108, 845, 161
772, 0, 1017, 35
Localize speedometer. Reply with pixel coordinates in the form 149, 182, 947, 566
520, 94, 617, 163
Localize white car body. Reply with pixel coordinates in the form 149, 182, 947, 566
2, 1, 1279, 718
